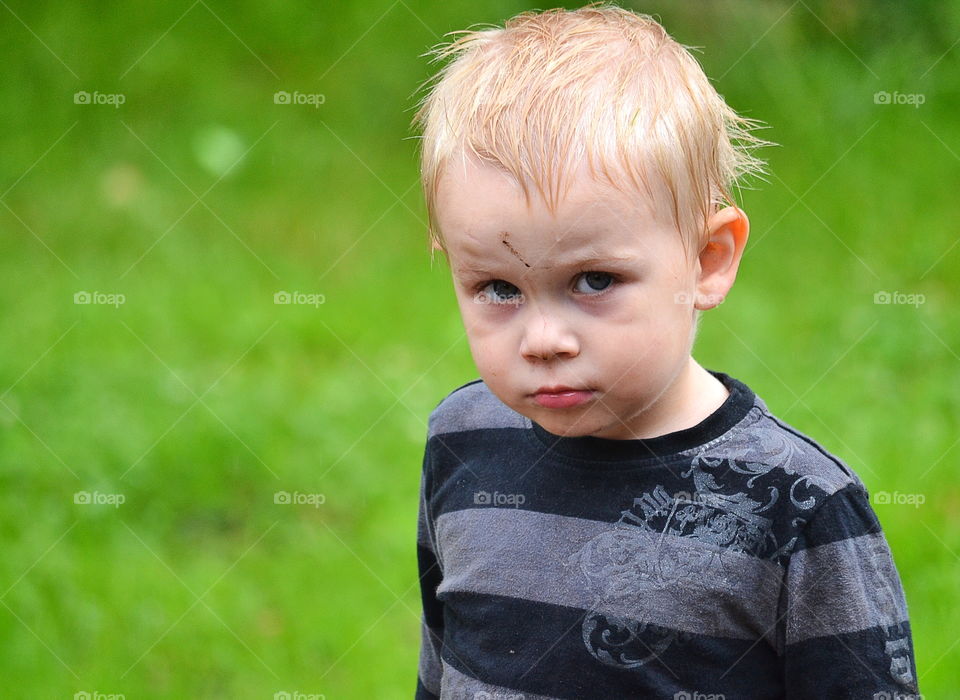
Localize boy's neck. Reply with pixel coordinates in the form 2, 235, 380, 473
611, 358, 730, 440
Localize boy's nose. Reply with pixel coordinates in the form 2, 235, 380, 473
519, 311, 580, 361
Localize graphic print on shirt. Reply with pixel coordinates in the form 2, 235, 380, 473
567, 454, 827, 670
569, 519, 689, 669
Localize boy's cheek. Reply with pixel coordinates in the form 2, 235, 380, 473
473, 340, 505, 372
459, 308, 508, 344
464, 335, 503, 377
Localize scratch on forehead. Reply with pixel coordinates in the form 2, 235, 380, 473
500, 231, 531, 268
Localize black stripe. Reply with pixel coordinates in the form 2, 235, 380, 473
784, 622, 919, 696
415, 676, 440, 700
418, 544, 445, 629
440, 592, 784, 699
791, 482, 881, 552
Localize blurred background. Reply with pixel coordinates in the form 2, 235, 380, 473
0, 0, 957, 696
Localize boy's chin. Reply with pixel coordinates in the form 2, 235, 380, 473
527, 409, 603, 438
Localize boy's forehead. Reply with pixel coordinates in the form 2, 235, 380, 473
435, 149, 689, 272
437, 151, 671, 238
449, 225, 642, 275
441, 151, 635, 207
453, 226, 602, 254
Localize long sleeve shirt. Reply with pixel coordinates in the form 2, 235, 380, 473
415, 372, 919, 699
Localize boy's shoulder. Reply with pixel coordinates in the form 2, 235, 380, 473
687, 377, 864, 497
426, 373, 864, 498
426, 378, 527, 438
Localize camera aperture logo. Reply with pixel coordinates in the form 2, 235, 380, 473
74, 291, 126, 308
473, 490, 526, 508
274, 291, 325, 307
74, 491, 125, 508
273, 91, 325, 108
274, 491, 325, 508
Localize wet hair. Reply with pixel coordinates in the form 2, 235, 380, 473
411, 3, 769, 257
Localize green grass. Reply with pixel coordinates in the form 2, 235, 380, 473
1, 0, 957, 696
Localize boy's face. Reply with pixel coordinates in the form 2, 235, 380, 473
436, 154, 707, 440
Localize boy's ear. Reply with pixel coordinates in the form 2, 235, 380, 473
695, 206, 749, 310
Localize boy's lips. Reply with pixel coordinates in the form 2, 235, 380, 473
531, 386, 595, 409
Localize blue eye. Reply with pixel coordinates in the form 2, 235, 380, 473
575, 272, 614, 294
473, 272, 614, 305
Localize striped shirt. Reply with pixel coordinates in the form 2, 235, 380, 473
415, 371, 919, 699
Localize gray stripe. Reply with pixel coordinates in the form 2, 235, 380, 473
429, 381, 527, 437
785, 532, 910, 643
435, 507, 782, 641
440, 660, 558, 700
681, 409, 856, 496
419, 615, 443, 695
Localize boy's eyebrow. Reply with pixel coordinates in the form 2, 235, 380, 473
455, 251, 637, 275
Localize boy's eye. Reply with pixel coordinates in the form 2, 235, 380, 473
478, 280, 523, 304
574, 271, 614, 294
473, 272, 615, 304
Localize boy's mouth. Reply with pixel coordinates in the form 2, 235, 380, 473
531, 386, 595, 409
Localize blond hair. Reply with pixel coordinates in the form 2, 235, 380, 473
410, 2, 769, 257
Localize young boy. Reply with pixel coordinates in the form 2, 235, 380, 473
410, 4, 918, 698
